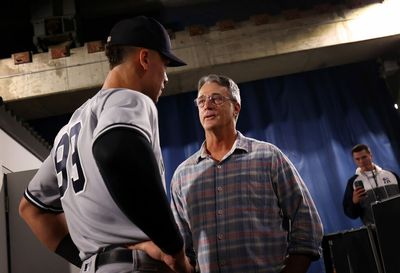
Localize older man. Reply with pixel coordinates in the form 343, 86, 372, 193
171, 74, 323, 273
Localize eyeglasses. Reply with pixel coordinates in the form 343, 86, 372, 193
194, 94, 234, 108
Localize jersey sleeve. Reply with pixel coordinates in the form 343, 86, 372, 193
93, 89, 156, 143
24, 155, 63, 212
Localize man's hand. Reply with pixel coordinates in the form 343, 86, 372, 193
128, 241, 193, 273
352, 187, 366, 204
128, 240, 164, 261
163, 248, 193, 273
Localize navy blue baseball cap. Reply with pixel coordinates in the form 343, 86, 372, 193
107, 16, 186, 67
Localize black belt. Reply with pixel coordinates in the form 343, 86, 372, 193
96, 248, 133, 270
95, 248, 173, 272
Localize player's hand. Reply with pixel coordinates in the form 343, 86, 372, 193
352, 187, 366, 204
128, 240, 164, 261
127, 241, 193, 273
163, 248, 194, 273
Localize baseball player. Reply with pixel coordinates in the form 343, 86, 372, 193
19, 16, 194, 273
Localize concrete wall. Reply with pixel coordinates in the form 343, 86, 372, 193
1, 0, 400, 102
2, 0, 400, 121
0, 129, 43, 171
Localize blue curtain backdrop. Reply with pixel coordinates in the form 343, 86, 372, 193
157, 61, 400, 273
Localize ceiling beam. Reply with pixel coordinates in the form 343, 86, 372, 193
1, 0, 400, 120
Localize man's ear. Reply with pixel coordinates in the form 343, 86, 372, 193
138, 48, 150, 70
234, 102, 241, 115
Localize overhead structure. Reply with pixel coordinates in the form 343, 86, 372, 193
0, 0, 399, 120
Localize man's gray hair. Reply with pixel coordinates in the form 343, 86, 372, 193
197, 74, 241, 105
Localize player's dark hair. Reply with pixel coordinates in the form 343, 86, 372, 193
351, 144, 371, 155
105, 43, 137, 69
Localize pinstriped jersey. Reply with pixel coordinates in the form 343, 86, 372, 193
24, 88, 165, 260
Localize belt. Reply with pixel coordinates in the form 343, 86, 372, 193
96, 248, 133, 270
94, 248, 171, 272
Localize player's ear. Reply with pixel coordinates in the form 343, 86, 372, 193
138, 48, 150, 70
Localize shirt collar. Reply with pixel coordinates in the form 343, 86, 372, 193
355, 164, 382, 176
195, 131, 249, 163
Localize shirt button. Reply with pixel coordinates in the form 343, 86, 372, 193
217, 209, 223, 215
217, 186, 223, 192
217, 233, 224, 240
217, 165, 222, 169
220, 260, 226, 266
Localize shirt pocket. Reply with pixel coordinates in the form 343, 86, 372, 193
243, 173, 279, 221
